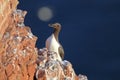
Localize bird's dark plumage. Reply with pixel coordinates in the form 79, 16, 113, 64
58, 46, 64, 59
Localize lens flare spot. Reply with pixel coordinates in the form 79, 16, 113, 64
38, 7, 53, 22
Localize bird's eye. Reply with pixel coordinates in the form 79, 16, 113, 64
57, 25, 59, 27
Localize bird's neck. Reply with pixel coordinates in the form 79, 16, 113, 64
53, 29, 60, 42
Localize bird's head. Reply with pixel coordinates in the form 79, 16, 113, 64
48, 23, 61, 31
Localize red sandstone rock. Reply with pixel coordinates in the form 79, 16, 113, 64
0, 0, 87, 80
0, 0, 37, 80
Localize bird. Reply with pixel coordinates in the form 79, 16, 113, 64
46, 23, 64, 61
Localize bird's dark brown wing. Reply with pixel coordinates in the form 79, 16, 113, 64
58, 46, 64, 60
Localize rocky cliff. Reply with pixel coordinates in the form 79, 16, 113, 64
0, 0, 88, 80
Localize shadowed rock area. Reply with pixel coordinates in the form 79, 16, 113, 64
0, 0, 87, 80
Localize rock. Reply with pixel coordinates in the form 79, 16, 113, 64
0, 0, 87, 80
36, 48, 88, 80
0, 0, 37, 80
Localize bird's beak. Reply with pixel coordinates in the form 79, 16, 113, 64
48, 24, 53, 27
48, 24, 55, 28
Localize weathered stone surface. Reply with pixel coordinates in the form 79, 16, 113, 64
36, 48, 88, 80
0, 0, 87, 80
0, 0, 19, 38
0, 0, 37, 80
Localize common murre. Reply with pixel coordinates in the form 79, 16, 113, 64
46, 23, 64, 61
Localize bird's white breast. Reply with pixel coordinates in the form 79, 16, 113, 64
46, 34, 60, 53
46, 34, 62, 61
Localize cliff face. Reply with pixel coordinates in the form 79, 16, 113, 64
0, 0, 37, 80
0, 0, 87, 80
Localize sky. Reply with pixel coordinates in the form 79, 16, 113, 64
18, 0, 120, 80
